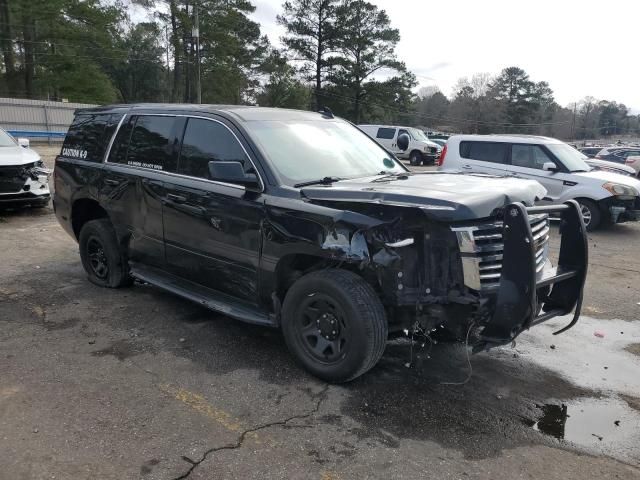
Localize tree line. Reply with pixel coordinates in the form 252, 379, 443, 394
0, 0, 638, 139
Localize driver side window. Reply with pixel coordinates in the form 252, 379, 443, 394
511, 144, 555, 170
177, 117, 250, 180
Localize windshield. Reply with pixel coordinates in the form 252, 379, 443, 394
0, 129, 17, 147
409, 128, 428, 141
245, 119, 405, 187
547, 144, 591, 172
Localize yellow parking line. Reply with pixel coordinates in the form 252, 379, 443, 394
158, 383, 260, 442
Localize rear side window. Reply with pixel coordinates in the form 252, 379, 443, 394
459, 141, 508, 164
62, 114, 116, 161
108, 115, 177, 171
376, 127, 396, 139
177, 118, 250, 180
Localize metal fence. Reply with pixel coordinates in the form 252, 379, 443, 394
0, 97, 97, 142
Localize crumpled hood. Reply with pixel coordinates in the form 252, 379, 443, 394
301, 172, 548, 222
0, 145, 41, 166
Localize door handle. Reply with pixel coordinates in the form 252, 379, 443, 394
166, 193, 187, 203
462, 164, 472, 169
104, 179, 121, 186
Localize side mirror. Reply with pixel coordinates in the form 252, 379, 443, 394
397, 133, 410, 152
208, 161, 260, 191
542, 162, 558, 172
17, 138, 30, 148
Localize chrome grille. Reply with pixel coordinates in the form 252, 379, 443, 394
452, 214, 550, 291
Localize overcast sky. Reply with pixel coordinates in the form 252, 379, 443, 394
250, 0, 640, 112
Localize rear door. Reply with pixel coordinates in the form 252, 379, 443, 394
457, 140, 509, 175
102, 114, 180, 268
506, 143, 565, 200
162, 116, 264, 303
375, 127, 398, 153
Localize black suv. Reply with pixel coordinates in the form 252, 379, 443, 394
54, 104, 588, 382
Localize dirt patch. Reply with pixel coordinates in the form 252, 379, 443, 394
621, 394, 640, 413
624, 343, 640, 357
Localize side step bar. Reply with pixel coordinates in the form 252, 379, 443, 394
130, 263, 275, 327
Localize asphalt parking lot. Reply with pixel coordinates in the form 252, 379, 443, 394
1, 147, 639, 479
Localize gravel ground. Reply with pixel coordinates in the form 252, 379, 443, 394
0, 145, 639, 479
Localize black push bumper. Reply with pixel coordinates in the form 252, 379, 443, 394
478, 200, 588, 348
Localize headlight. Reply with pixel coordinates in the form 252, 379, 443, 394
602, 182, 638, 197
423, 146, 429, 152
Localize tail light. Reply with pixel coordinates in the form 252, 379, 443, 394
437, 144, 447, 166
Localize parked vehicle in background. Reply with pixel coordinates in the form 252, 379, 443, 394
438, 134, 640, 231
430, 138, 447, 148
625, 155, 640, 177
54, 105, 588, 383
578, 146, 604, 158
426, 132, 450, 141
595, 146, 640, 167
359, 124, 441, 165
0, 127, 51, 208
585, 158, 636, 177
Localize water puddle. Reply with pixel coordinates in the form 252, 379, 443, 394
524, 397, 640, 465
511, 316, 640, 397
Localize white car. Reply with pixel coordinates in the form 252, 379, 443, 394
358, 124, 441, 165
585, 158, 636, 177
0, 128, 51, 208
438, 134, 640, 230
624, 155, 640, 177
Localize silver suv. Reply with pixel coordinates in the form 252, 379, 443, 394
438, 134, 640, 230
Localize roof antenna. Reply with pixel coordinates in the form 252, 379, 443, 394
319, 106, 334, 119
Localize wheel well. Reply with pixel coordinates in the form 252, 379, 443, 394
275, 254, 368, 302
574, 197, 602, 211
71, 199, 109, 239
275, 254, 327, 300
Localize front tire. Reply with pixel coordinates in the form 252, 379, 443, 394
409, 150, 423, 166
79, 219, 132, 288
281, 269, 388, 383
577, 199, 601, 231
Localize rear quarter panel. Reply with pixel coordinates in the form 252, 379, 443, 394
53, 157, 105, 239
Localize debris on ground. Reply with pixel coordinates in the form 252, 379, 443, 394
594, 330, 605, 338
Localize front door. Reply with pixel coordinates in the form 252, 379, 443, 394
162, 116, 264, 304
507, 143, 565, 201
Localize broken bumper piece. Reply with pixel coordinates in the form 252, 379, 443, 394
476, 200, 588, 350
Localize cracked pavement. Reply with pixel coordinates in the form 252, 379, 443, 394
1, 149, 639, 479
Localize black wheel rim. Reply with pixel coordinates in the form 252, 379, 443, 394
87, 236, 109, 279
297, 294, 349, 364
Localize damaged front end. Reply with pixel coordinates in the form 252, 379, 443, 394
313, 199, 588, 351
0, 161, 51, 204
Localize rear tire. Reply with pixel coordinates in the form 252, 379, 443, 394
79, 219, 132, 288
281, 269, 388, 383
577, 199, 601, 231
